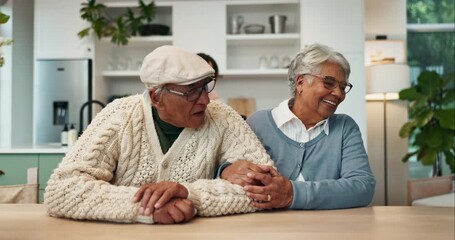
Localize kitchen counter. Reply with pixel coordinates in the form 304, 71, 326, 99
0, 144, 69, 154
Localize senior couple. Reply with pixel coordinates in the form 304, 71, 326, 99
45, 44, 375, 224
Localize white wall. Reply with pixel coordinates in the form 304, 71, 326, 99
365, 0, 408, 206
0, 0, 34, 147
365, 0, 407, 40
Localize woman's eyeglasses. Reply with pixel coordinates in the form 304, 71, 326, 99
162, 77, 216, 102
303, 74, 353, 94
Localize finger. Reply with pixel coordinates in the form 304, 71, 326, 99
140, 188, 153, 209
175, 199, 195, 221
144, 190, 164, 215
248, 163, 270, 174
247, 172, 272, 186
259, 165, 275, 173
134, 186, 147, 202
245, 192, 269, 202
167, 203, 185, 223
154, 189, 174, 209
243, 184, 267, 194
154, 209, 174, 224
268, 167, 281, 177
250, 200, 274, 209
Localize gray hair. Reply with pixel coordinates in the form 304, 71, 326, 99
287, 43, 351, 98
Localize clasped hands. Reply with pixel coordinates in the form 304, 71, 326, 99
133, 161, 292, 224
221, 160, 293, 209
133, 181, 195, 224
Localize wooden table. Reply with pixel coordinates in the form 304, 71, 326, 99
0, 204, 453, 240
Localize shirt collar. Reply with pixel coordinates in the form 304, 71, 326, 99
272, 99, 330, 135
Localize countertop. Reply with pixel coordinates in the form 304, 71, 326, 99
0, 143, 69, 154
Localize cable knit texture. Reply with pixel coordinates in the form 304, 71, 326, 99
44, 92, 273, 224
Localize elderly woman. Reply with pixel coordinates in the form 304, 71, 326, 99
221, 43, 375, 210
45, 45, 273, 224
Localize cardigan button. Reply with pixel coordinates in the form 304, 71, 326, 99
162, 162, 168, 169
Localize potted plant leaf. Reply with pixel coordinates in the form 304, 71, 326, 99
398, 70, 455, 176
137, 0, 169, 36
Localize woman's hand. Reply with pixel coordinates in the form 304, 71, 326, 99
244, 166, 293, 209
221, 160, 270, 187
153, 198, 195, 224
134, 181, 188, 216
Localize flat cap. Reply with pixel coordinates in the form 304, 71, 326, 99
140, 45, 215, 87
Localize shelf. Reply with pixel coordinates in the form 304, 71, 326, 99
226, 33, 299, 45
103, 69, 288, 79
222, 69, 288, 78
100, 36, 173, 46
103, 71, 139, 77
103, 1, 173, 8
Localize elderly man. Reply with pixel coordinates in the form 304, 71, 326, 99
220, 43, 376, 210
45, 45, 273, 224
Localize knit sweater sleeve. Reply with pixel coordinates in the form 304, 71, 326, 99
44, 96, 151, 224
181, 102, 274, 217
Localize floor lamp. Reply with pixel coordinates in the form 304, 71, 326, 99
366, 64, 410, 205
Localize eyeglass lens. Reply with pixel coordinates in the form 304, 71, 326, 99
321, 76, 352, 94
186, 78, 216, 101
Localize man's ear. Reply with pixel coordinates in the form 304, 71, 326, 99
149, 88, 163, 107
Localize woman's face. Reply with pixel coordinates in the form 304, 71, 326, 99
151, 80, 210, 128
296, 62, 347, 123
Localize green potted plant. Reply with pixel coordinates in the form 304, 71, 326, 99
398, 70, 455, 176
78, 0, 158, 46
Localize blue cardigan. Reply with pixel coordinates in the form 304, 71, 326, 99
247, 110, 375, 210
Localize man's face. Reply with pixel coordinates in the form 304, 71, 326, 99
152, 79, 212, 128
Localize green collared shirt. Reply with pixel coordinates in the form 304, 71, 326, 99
152, 107, 184, 153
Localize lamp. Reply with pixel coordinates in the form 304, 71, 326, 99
366, 64, 410, 205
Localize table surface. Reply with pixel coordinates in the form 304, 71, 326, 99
0, 204, 454, 240
413, 192, 455, 207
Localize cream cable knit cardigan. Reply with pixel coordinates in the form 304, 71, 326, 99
44, 91, 273, 224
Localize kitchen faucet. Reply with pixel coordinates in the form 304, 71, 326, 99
79, 100, 106, 136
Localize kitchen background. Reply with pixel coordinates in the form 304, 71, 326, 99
1, 0, 414, 205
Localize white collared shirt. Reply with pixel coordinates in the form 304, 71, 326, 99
271, 99, 330, 181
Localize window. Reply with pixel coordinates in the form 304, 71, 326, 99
407, 0, 455, 83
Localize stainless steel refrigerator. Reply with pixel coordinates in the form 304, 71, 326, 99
33, 59, 92, 145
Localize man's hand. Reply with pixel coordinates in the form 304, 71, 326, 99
221, 160, 270, 187
134, 181, 188, 216
244, 166, 293, 209
153, 198, 195, 224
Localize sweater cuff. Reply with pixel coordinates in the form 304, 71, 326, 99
136, 214, 154, 224
289, 180, 306, 209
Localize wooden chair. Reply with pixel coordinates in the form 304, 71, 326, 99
0, 168, 39, 204
407, 175, 454, 206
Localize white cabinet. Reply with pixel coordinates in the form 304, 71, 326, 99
34, 0, 92, 59
225, 0, 300, 76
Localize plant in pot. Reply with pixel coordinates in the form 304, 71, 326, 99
77, 0, 161, 46
398, 70, 455, 176
137, 0, 169, 36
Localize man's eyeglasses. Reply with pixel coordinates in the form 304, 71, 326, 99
303, 74, 353, 94
162, 77, 216, 102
